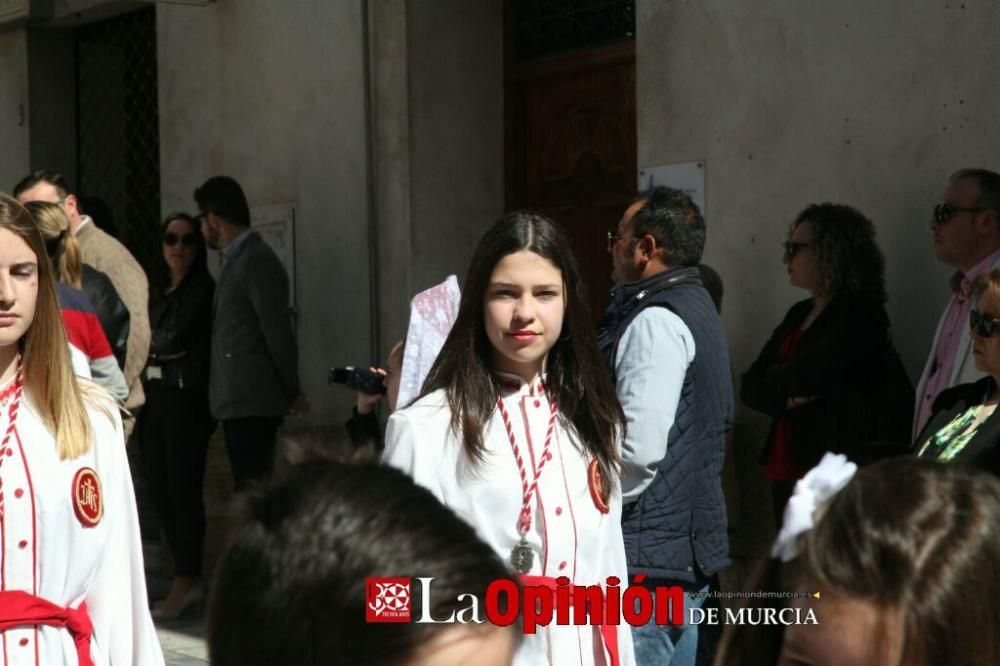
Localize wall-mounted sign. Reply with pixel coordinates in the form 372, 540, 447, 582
638, 161, 706, 219
251, 202, 297, 312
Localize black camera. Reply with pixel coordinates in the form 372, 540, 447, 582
328, 366, 387, 395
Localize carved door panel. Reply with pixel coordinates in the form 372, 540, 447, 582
506, 41, 637, 319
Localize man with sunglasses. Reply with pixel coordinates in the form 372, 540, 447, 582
13, 170, 151, 435
916, 168, 1000, 435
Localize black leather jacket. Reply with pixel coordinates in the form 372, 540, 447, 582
146, 271, 214, 390
81, 264, 130, 370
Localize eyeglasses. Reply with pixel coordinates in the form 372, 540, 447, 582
607, 228, 622, 250
934, 202, 987, 224
783, 241, 810, 258
970, 308, 1000, 338
163, 232, 198, 248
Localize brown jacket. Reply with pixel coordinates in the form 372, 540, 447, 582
76, 218, 151, 412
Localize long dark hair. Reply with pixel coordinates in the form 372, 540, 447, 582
791, 203, 887, 303
420, 211, 624, 492
716, 458, 1000, 665
152, 212, 209, 302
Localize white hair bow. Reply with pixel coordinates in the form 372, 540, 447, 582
771, 452, 858, 562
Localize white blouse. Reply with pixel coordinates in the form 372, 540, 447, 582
383, 378, 635, 666
0, 392, 164, 665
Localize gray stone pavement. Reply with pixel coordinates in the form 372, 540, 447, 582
146, 562, 208, 664
157, 623, 208, 665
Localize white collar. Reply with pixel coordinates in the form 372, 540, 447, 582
72, 215, 93, 236
494, 371, 547, 397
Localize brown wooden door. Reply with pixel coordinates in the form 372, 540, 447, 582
506, 41, 637, 319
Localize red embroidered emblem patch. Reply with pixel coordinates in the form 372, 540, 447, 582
588, 459, 610, 514
72, 468, 103, 528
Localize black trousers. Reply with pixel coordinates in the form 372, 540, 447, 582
222, 416, 282, 492
138, 383, 214, 577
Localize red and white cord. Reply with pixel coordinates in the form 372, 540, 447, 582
0, 355, 24, 522
496, 390, 558, 536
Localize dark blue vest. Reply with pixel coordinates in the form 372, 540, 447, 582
598, 267, 733, 582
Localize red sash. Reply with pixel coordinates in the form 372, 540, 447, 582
0, 590, 93, 666
520, 575, 620, 666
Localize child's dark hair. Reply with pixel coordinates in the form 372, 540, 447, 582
716, 457, 1000, 665
208, 460, 519, 666
419, 211, 625, 497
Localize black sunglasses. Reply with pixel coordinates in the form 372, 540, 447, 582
783, 241, 810, 258
934, 202, 987, 224
163, 232, 198, 248
970, 308, 1000, 338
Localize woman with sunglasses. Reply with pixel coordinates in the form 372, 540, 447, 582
741, 203, 913, 522
138, 212, 215, 620
914, 269, 1000, 473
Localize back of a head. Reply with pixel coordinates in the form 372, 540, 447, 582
24, 200, 68, 242
208, 461, 516, 666
24, 200, 82, 289
716, 458, 1000, 666
632, 186, 706, 267
193, 175, 251, 227
793, 458, 1000, 665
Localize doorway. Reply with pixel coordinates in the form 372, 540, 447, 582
76, 5, 161, 270
505, 0, 637, 318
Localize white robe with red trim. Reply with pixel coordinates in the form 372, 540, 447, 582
0, 393, 164, 665
383, 380, 636, 666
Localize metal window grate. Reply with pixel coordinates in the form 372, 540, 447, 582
76, 6, 160, 270
512, 0, 635, 61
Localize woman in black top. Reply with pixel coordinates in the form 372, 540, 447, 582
914, 269, 1000, 475
138, 212, 215, 619
741, 203, 913, 521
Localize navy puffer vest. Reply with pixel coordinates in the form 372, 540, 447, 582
598, 267, 733, 582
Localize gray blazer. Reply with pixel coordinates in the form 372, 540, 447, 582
210, 231, 299, 419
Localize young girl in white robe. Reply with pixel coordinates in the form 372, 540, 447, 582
383, 212, 635, 666
0, 195, 163, 666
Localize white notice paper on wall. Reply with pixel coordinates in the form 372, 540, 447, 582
638, 161, 706, 219
250, 203, 297, 310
